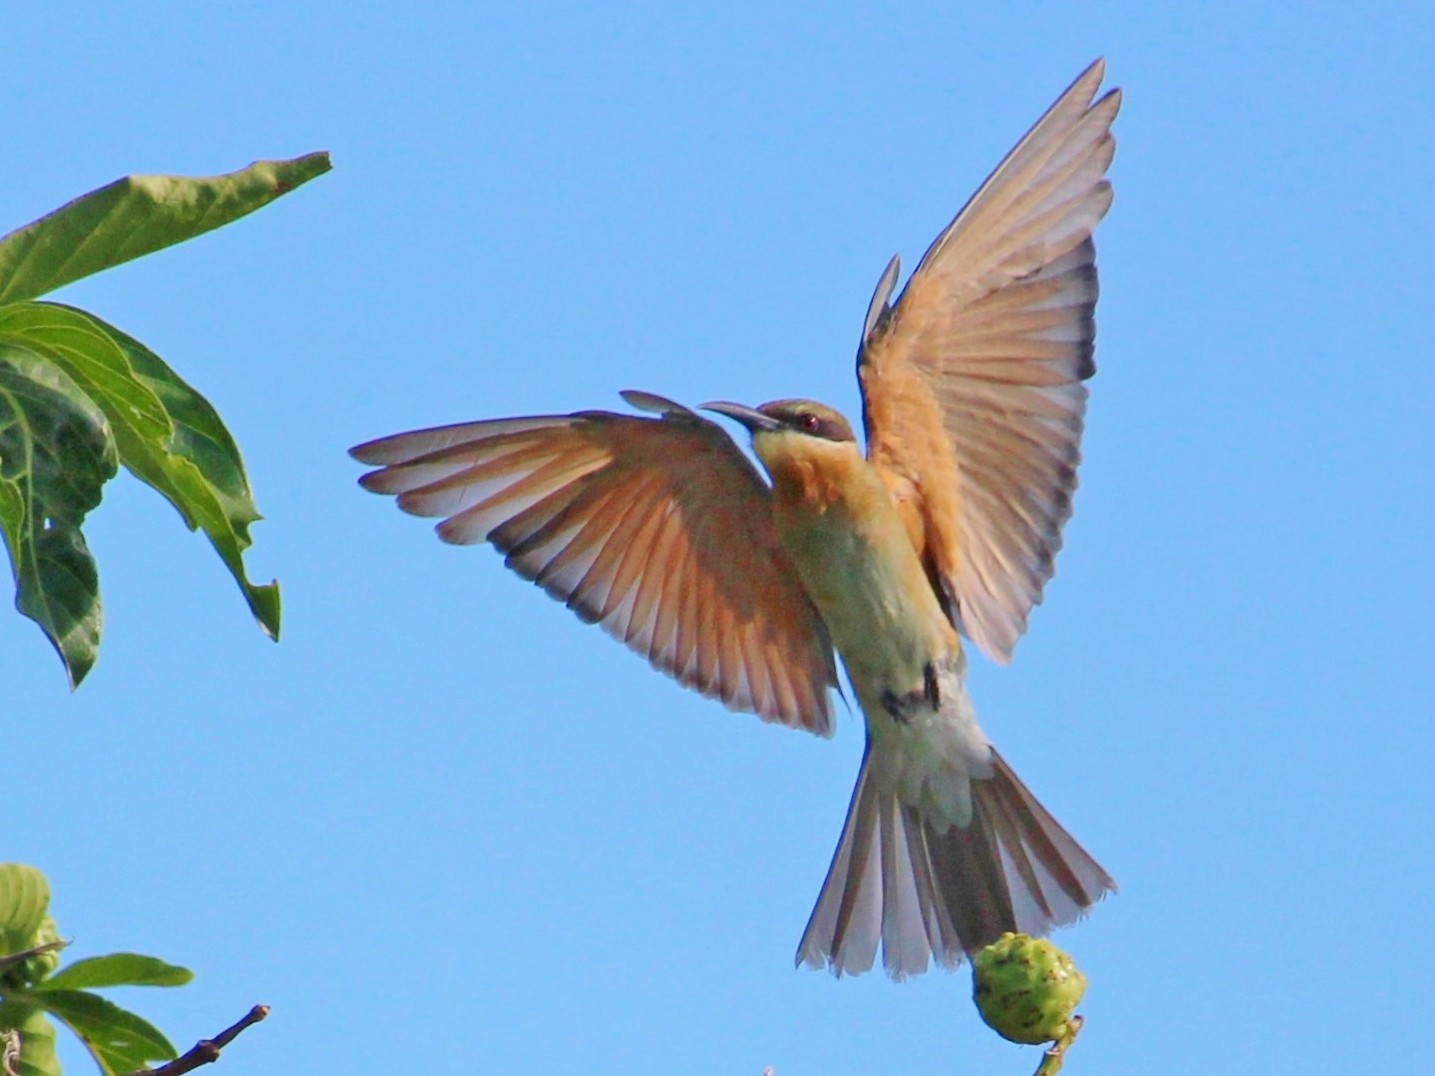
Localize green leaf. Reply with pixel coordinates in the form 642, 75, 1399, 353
0, 302, 280, 642
0, 868, 51, 959
36, 953, 192, 992
0, 153, 331, 304
0, 1002, 61, 1076
0, 339, 117, 686
31, 990, 175, 1076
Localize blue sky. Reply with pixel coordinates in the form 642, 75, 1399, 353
6, 3, 1433, 1073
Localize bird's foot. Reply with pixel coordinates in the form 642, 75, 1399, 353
881, 663, 941, 724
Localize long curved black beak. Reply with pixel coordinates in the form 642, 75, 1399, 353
700, 401, 781, 433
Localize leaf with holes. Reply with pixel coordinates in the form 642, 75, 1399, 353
0, 348, 115, 686
0, 302, 280, 645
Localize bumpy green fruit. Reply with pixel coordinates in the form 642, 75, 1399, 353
972, 932, 1087, 1045
17, 914, 61, 984
1, 914, 60, 989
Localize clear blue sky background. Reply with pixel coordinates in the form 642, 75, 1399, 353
7, 3, 1433, 1074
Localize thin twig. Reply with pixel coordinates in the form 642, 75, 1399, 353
1032, 1015, 1082, 1076
0, 939, 68, 974
123, 1004, 269, 1076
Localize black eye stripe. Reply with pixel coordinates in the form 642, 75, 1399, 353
756, 400, 855, 443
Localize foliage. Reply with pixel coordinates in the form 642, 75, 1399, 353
0, 865, 193, 1076
2, 153, 325, 1073
0, 153, 329, 686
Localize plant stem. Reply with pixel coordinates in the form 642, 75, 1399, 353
1033, 1015, 1082, 1076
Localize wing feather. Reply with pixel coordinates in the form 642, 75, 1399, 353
860, 60, 1120, 663
353, 396, 838, 734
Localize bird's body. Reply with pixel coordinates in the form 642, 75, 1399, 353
758, 424, 982, 812
760, 427, 955, 693
353, 61, 1121, 978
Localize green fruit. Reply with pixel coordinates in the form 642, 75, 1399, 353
1, 913, 60, 990
972, 932, 1087, 1045
17, 915, 60, 985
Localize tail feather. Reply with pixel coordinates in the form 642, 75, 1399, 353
922, 792, 1015, 962
879, 796, 934, 974
829, 764, 882, 972
803, 762, 881, 974
981, 750, 1112, 926
797, 744, 1114, 979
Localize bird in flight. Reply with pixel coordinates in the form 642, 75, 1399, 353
352, 60, 1120, 979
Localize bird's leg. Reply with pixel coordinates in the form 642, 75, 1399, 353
880, 661, 942, 724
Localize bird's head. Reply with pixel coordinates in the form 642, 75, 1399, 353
702, 399, 859, 480
703, 398, 855, 443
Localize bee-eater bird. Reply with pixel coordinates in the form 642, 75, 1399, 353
352, 60, 1119, 979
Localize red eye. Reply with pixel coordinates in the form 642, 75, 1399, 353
801, 413, 821, 433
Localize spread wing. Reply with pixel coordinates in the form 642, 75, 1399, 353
351, 390, 839, 735
858, 59, 1120, 663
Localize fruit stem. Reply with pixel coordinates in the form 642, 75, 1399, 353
1032, 1015, 1083, 1076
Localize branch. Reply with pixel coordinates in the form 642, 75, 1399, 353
123, 1005, 269, 1076
0, 939, 68, 974
2, 1029, 20, 1076
1032, 1015, 1082, 1076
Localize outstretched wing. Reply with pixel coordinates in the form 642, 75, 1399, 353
352, 390, 839, 735
859, 60, 1120, 663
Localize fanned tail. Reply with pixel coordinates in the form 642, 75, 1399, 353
796, 742, 1114, 979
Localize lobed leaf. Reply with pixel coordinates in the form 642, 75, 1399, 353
0, 302, 280, 642
31, 990, 175, 1076
37, 953, 192, 992
0, 153, 331, 304
0, 341, 116, 686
